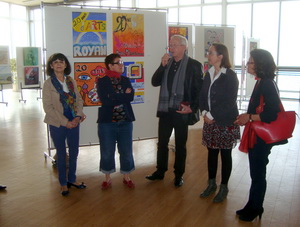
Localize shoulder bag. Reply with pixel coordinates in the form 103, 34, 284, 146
251, 96, 296, 144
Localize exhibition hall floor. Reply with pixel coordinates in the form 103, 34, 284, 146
0, 89, 299, 226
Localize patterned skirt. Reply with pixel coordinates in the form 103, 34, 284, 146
202, 122, 240, 149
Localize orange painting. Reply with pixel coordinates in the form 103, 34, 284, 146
113, 13, 144, 56
74, 62, 107, 106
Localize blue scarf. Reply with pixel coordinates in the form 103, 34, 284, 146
51, 74, 77, 120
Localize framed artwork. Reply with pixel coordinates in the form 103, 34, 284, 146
24, 67, 39, 85
23, 47, 39, 66
72, 12, 107, 58
204, 28, 224, 57
0, 46, 12, 84
74, 62, 106, 106
113, 13, 144, 56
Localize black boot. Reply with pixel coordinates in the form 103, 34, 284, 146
200, 178, 217, 198
239, 207, 264, 222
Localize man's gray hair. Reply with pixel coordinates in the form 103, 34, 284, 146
170, 35, 188, 48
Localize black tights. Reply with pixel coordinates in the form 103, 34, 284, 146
207, 148, 232, 185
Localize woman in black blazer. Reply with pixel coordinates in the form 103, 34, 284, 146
235, 49, 284, 222
199, 43, 240, 203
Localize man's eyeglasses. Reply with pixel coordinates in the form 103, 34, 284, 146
111, 60, 124, 65
168, 44, 184, 49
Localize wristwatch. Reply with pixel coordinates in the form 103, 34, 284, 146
249, 114, 253, 122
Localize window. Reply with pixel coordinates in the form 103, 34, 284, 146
168, 8, 179, 23
179, 0, 201, 5
179, 7, 201, 24
202, 5, 222, 25
0, 2, 9, 17
101, 0, 118, 7
227, 4, 251, 65
120, 0, 133, 8
279, 1, 300, 67
252, 2, 279, 63
136, 0, 156, 8
157, 0, 178, 7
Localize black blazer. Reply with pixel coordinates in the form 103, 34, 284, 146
152, 57, 203, 120
247, 79, 280, 123
96, 75, 135, 123
199, 68, 239, 126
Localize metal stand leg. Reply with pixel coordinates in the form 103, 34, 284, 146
0, 84, 8, 106
19, 82, 26, 103
37, 81, 42, 100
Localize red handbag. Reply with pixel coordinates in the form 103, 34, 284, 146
251, 96, 296, 144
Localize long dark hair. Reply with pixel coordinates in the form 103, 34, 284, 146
212, 43, 232, 68
250, 49, 276, 79
46, 53, 71, 76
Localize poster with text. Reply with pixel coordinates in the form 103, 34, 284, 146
72, 12, 107, 58
24, 67, 39, 85
23, 47, 39, 66
0, 46, 12, 84
74, 62, 106, 106
204, 28, 224, 57
113, 13, 144, 56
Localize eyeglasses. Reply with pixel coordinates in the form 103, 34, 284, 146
168, 44, 184, 49
111, 60, 124, 65
247, 61, 255, 65
206, 51, 218, 56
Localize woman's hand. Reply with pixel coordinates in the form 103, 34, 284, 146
125, 88, 132, 93
81, 114, 87, 122
66, 121, 77, 129
203, 114, 215, 124
235, 113, 250, 126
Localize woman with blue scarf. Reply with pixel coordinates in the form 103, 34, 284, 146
43, 53, 86, 196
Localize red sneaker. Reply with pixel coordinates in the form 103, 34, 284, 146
123, 179, 135, 188
101, 180, 112, 190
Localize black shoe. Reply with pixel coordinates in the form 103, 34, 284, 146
239, 207, 264, 222
145, 172, 164, 181
67, 182, 87, 189
61, 186, 69, 196
0, 185, 7, 190
174, 177, 184, 187
236, 203, 251, 216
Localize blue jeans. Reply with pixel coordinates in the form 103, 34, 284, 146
98, 121, 135, 174
49, 125, 80, 186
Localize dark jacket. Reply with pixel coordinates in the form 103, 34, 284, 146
199, 68, 239, 126
96, 75, 135, 123
152, 57, 203, 124
247, 79, 280, 123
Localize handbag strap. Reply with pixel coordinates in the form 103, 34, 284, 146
258, 94, 285, 114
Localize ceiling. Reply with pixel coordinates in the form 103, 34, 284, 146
2, 0, 68, 7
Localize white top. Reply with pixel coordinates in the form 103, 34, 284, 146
58, 79, 69, 93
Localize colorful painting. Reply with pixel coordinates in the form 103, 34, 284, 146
204, 28, 224, 57
113, 13, 144, 56
123, 61, 144, 104
74, 61, 144, 106
168, 26, 188, 42
23, 47, 39, 66
0, 46, 12, 84
72, 12, 107, 58
24, 67, 39, 85
74, 62, 106, 106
